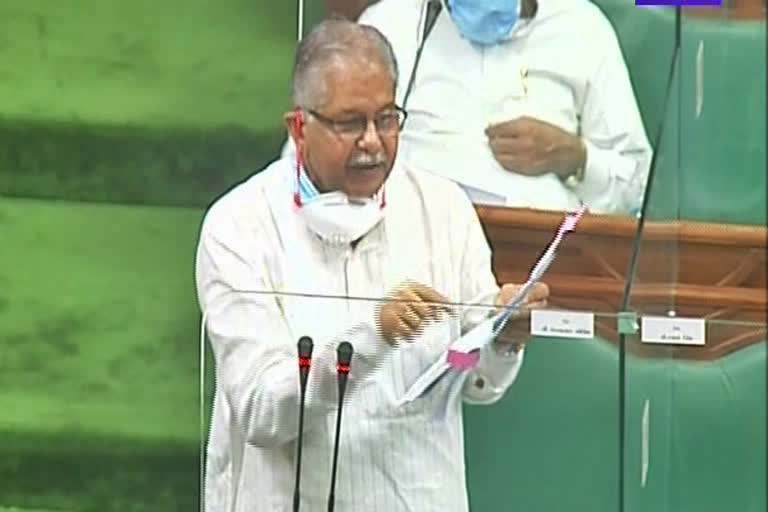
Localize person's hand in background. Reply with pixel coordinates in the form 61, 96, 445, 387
485, 117, 586, 179
377, 281, 453, 344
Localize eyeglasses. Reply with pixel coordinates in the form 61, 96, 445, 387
306, 106, 408, 139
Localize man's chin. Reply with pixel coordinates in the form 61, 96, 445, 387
345, 186, 382, 200
346, 166, 389, 197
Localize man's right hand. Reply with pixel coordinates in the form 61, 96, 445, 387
485, 116, 586, 179
376, 281, 453, 344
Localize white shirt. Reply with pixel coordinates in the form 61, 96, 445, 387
195, 157, 525, 512
359, 0, 652, 214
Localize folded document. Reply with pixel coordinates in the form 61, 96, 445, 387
397, 205, 587, 405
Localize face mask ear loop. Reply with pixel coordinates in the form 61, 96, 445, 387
293, 157, 302, 210
293, 108, 304, 209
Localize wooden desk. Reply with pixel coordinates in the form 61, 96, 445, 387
683, 0, 766, 21
476, 205, 767, 359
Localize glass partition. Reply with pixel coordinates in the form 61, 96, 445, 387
621, 319, 766, 512
464, 312, 622, 512
198, 291, 622, 511
1, 1, 764, 511
622, 5, 767, 512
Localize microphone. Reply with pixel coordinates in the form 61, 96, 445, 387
400, 0, 443, 117
293, 336, 314, 512
327, 341, 354, 512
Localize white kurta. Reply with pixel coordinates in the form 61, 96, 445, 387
195, 157, 525, 512
359, 0, 652, 214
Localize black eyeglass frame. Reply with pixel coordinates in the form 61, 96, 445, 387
305, 105, 409, 138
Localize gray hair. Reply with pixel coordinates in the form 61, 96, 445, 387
291, 19, 399, 109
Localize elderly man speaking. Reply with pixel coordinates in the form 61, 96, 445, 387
195, 19, 548, 512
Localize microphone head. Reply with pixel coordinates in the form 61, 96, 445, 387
298, 336, 314, 358
298, 336, 313, 374
336, 342, 353, 365
336, 342, 353, 377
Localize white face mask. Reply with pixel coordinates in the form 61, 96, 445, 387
294, 163, 385, 246
297, 191, 384, 245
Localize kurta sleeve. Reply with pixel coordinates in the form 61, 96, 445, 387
444, 187, 526, 404
571, 23, 652, 214
196, 204, 393, 448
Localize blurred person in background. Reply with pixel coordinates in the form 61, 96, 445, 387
353, 0, 652, 214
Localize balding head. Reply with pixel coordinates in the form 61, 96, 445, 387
291, 19, 399, 110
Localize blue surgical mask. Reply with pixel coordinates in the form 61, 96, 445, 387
297, 165, 321, 203
446, 0, 520, 46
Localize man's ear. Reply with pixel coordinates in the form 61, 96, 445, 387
284, 108, 305, 146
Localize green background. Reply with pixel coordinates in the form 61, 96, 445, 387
0, 0, 764, 511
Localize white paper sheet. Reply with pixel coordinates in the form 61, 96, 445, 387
397, 205, 586, 406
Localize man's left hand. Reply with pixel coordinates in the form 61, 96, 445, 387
485, 117, 586, 178
493, 282, 549, 349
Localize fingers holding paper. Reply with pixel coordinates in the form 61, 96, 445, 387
497, 282, 549, 313
494, 282, 549, 347
377, 281, 453, 344
376, 281, 548, 345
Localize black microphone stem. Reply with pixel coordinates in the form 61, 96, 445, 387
293, 336, 314, 512
293, 383, 308, 512
401, 0, 443, 114
327, 342, 353, 512
327, 380, 347, 512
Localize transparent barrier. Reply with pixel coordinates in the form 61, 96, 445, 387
198, 293, 766, 512
621, 318, 766, 512
199, 291, 623, 511
622, 5, 767, 512
0, 0, 764, 511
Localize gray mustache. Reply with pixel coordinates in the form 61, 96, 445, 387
348, 153, 386, 167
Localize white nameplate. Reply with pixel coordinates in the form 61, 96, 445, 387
531, 310, 594, 339
641, 316, 706, 345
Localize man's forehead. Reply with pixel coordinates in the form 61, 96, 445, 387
323, 53, 391, 82
318, 58, 395, 111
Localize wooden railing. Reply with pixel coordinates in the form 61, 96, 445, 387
683, 0, 766, 20
476, 205, 767, 360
